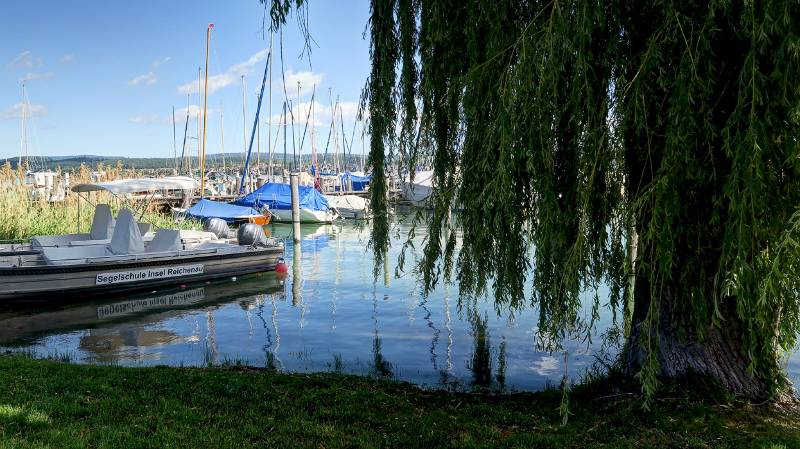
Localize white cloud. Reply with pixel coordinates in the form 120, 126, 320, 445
269, 100, 360, 127
129, 105, 216, 126
1, 103, 47, 120
60, 54, 75, 64
129, 72, 157, 86
128, 114, 161, 125
8, 51, 42, 69
530, 355, 560, 376
177, 49, 269, 95
152, 56, 171, 68
172, 105, 215, 123
21, 72, 54, 82
281, 70, 324, 97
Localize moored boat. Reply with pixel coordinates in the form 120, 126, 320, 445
401, 170, 434, 206
184, 198, 270, 226
326, 194, 369, 219
0, 205, 283, 300
235, 182, 338, 223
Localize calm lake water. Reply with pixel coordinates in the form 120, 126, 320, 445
2, 218, 798, 392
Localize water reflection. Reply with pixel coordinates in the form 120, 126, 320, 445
0, 275, 286, 365
2, 220, 797, 391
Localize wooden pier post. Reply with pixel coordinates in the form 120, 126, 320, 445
290, 172, 301, 243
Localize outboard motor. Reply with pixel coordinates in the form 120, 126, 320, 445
237, 223, 268, 248
203, 218, 230, 239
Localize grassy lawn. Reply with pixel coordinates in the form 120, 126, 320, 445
0, 355, 796, 448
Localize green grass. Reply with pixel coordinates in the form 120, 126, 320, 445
0, 355, 797, 448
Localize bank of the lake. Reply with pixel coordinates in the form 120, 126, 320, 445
0, 355, 796, 449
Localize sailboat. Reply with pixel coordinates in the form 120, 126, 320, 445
401, 169, 434, 206
181, 24, 271, 226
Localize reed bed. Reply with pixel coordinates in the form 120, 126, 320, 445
0, 162, 199, 241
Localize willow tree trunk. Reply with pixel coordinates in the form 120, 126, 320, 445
623, 269, 775, 400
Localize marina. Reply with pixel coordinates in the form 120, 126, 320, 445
1, 1, 799, 446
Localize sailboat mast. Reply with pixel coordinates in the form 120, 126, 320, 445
196, 67, 202, 175
181, 94, 190, 174
361, 122, 365, 172
18, 82, 25, 170
256, 93, 260, 170
296, 80, 300, 170
200, 23, 212, 199
172, 106, 177, 172
311, 85, 317, 183
267, 31, 273, 179
220, 107, 226, 172
241, 75, 247, 183
283, 101, 287, 171
237, 49, 271, 195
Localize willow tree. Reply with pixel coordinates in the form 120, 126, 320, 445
267, 0, 800, 400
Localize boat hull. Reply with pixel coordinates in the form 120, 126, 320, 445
267, 208, 336, 223
0, 246, 284, 300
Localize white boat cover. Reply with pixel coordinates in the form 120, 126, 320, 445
32, 204, 113, 248
89, 204, 115, 240
109, 209, 144, 255
146, 229, 182, 253
72, 176, 198, 195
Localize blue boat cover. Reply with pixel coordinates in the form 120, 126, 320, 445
235, 182, 330, 211
186, 199, 263, 223
342, 172, 371, 191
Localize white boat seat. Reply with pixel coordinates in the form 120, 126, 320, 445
137, 223, 152, 236
109, 209, 144, 255
41, 245, 111, 265
69, 239, 111, 246
146, 229, 182, 253
31, 233, 90, 248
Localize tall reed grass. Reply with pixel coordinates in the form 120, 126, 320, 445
0, 162, 199, 240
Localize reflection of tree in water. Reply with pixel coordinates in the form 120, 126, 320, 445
497, 337, 507, 391
370, 289, 393, 378
370, 333, 394, 378
467, 309, 508, 391
468, 310, 492, 389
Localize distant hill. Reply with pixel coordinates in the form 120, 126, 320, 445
1, 153, 367, 171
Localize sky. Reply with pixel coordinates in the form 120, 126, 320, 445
0, 0, 372, 160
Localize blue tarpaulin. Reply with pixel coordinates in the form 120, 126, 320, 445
235, 182, 330, 211
320, 172, 371, 191
342, 172, 371, 191
186, 199, 263, 223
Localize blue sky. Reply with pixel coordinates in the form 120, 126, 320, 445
0, 0, 371, 160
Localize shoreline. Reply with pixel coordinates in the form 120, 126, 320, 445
0, 355, 796, 448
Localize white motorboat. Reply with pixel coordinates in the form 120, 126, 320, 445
265, 207, 339, 223
326, 195, 370, 219
0, 208, 284, 300
0, 177, 284, 300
